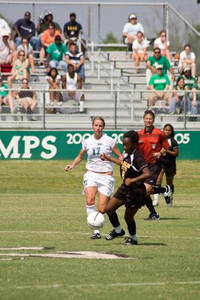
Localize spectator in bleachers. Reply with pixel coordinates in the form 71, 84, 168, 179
132, 31, 148, 74
63, 13, 83, 50
148, 65, 170, 106
0, 76, 15, 113
169, 77, 191, 114
0, 30, 15, 66
182, 67, 196, 107
46, 67, 62, 112
178, 44, 196, 77
154, 30, 171, 63
62, 64, 85, 113
39, 23, 62, 65
146, 47, 174, 86
13, 78, 37, 118
192, 75, 200, 114
65, 43, 85, 81
46, 35, 68, 73
7, 50, 30, 88
122, 13, 144, 52
37, 11, 62, 35
0, 17, 11, 38
14, 38, 35, 73
13, 12, 39, 52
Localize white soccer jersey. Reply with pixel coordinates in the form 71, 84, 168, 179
82, 133, 116, 172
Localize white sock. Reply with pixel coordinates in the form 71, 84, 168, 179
129, 234, 137, 241
80, 101, 84, 112
94, 230, 100, 234
114, 225, 122, 234
153, 194, 159, 204
86, 204, 96, 216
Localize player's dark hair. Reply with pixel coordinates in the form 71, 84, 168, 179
154, 47, 161, 53
48, 67, 59, 77
143, 109, 155, 120
184, 44, 191, 49
123, 130, 139, 144
164, 124, 175, 137
92, 116, 105, 128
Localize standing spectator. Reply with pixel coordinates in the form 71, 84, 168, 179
132, 31, 148, 73
0, 17, 11, 38
146, 47, 174, 85
63, 13, 83, 49
0, 76, 15, 113
39, 23, 62, 65
62, 64, 85, 112
7, 50, 30, 88
0, 30, 15, 66
153, 124, 179, 207
122, 13, 144, 51
46, 67, 62, 112
37, 11, 61, 35
154, 30, 171, 62
192, 75, 200, 114
178, 44, 196, 77
46, 35, 68, 72
169, 77, 191, 114
65, 43, 85, 80
13, 12, 39, 51
14, 38, 35, 73
148, 65, 170, 106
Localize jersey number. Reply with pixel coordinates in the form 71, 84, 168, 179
92, 147, 101, 156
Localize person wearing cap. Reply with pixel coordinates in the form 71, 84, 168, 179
122, 13, 144, 51
0, 17, 11, 38
39, 23, 62, 65
0, 31, 15, 66
0, 76, 15, 113
46, 35, 68, 72
63, 13, 83, 49
37, 12, 62, 35
148, 65, 170, 106
146, 47, 174, 86
178, 44, 196, 77
13, 12, 39, 52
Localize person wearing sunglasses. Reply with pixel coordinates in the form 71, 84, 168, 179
154, 30, 171, 63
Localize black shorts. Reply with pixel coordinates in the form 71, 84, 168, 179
163, 162, 176, 176
113, 183, 146, 209
145, 163, 161, 185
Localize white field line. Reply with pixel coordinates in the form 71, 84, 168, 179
0, 231, 199, 240
0, 281, 200, 290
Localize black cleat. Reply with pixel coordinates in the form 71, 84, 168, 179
163, 185, 173, 205
105, 229, 125, 240
91, 233, 101, 239
146, 213, 160, 220
123, 237, 138, 245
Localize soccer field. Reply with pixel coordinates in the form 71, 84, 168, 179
0, 160, 199, 300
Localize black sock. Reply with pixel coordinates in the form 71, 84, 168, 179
127, 220, 136, 236
146, 196, 157, 214
108, 212, 120, 228
171, 185, 174, 193
153, 185, 166, 194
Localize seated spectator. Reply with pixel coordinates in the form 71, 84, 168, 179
62, 64, 85, 112
182, 67, 196, 102
132, 31, 148, 73
0, 17, 12, 38
46, 67, 62, 113
122, 13, 144, 51
146, 47, 174, 85
7, 50, 30, 88
63, 13, 84, 52
169, 77, 190, 114
46, 35, 68, 73
148, 65, 170, 106
192, 75, 200, 114
154, 30, 171, 62
13, 38, 35, 73
13, 78, 37, 118
40, 23, 62, 65
65, 43, 85, 80
178, 44, 196, 77
37, 11, 62, 35
0, 30, 15, 66
13, 12, 39, 52
0, 76, 15, 113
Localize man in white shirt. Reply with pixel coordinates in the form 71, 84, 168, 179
178, 44, 196, 77
122, 13, 144, 51
0, 18, 11, 37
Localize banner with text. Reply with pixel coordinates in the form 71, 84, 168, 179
0, 131, 198, 160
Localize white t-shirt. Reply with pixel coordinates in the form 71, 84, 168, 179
132, 39, 149, 53
123, 22, 144, 43
178, 50, 196, 67
82, 133, 116, 172
0, 39, 11, 62
154, 37, 170, 51
0, 18, 11, 37
46, 74, 61, 89
66, 73, 77, 91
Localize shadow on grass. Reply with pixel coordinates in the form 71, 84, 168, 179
159, 217, 182, 220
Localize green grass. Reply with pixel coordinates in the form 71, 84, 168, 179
0, 161, 200, 300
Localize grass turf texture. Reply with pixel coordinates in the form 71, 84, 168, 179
0, 160, 199, 300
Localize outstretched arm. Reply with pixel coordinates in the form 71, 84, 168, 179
65, 149, 86, 171
100, 153, 123, 166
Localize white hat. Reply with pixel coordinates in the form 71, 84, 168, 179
184, 67, 191, 72
129, 14, 137, 19
156, 65, 163, 69
1, 30, 9, 36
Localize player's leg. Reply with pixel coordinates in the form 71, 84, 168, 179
153, 168, 165, 206
85, 186, 100, 239
166, 174, 174, 206
123, 207, 138, 245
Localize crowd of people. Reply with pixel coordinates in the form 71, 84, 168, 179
0, 11, 85, 115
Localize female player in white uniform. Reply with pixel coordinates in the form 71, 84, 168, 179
65, 117, 122, 239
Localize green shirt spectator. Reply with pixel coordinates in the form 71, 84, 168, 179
46, 35, 68, 72
147, 54, 171, 75
149, 73, 170, 90
0, 83, 8, 98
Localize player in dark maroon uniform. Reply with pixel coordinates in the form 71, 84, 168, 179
101, 130, 150, 245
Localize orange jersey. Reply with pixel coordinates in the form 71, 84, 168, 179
41, 30, 62, 46
138, 127, 169, 164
